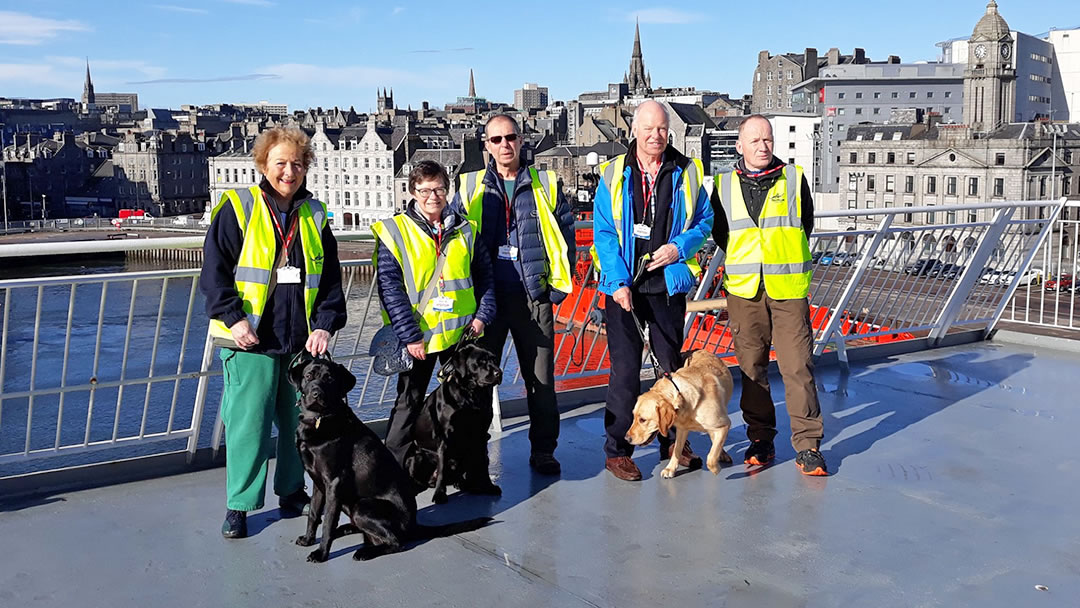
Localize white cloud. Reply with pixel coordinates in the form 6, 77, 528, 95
628, 8, 703, 24
0, 63, 74, 89
153, 4, 209, 14
0, 11, 90, 45
258, 63, 424, 87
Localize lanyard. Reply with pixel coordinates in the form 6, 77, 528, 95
501, 185, 513, 243
434, 220, 445, 292
264, 192, 299, 252
636, 157, 659, 225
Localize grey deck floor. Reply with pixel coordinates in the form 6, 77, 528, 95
2, 340, 1079, 608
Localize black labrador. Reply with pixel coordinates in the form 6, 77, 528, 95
291, 356, 491, 563
404, 344, 503, 504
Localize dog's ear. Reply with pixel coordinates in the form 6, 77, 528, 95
288, 354, 310, 389
333, 361, 357, 394
657, 398, 676, 435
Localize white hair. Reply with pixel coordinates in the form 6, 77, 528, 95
630, 101, 670, 137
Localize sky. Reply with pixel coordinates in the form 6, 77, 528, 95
0, 0, 1076, 112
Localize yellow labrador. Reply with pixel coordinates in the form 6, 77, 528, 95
625, 350, 734, 478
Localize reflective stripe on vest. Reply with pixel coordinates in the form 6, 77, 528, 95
718, 165, 812, 300
459, 168, 572, 294
371, 215, 478, 354
208, 186, 328, 341
590, 154, 704, 279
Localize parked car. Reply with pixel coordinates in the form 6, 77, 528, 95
1014, 269, 1044, 288
832, 252, 859, 266
904, 258, 942, 276
935, 264, 965, 280
979, 268, 1003, 285
1045, 274, 1075, 291
817, 251, 836, 265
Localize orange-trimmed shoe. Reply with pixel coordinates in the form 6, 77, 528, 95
744, 440, 775, 466
795, 449, 828, 476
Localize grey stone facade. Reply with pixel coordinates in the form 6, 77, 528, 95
112, 131, 208, 215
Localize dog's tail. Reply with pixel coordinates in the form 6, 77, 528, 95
410, 517, 493, 540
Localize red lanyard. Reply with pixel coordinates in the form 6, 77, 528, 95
636, 157, 658, 224
264, 193, 298, 251
434, 221, 445, 291
501, 186, 513, 242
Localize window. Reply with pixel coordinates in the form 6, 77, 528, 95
904, 203, 914, 223
885, 175, 895, 192
968, 210, 978, 223
906, 152, 916, 164
927, 176, 937, 194
927, 206, 936, 225
767, 85, 772, 95
995, 153, 1005, 165
993, 178, 1004, 197
855, 108, 862, 115
789, 142, 796, 149
855, 92, 863, 99
905, 176, 914, 193
909, 91, 917, 99
867, 175, 876, 191
838, 92, 846, 99
868, 152, 876, 164
849, 152, 858, 164
887, 152, 896, 164
946, 210, 956, 224
873, 92, 881, 99
767, 71, 772, 81
968, 177, 978, 196
1065, 177, 1072, 196
866, 200, 875, 220
789, 125, 796, 133
364, 175, 370, 185
927, 92, 934, 98
873, 108, 880, 115
787, 70, 793, 80
1039, 176, 1047, 197
837, 108, 846, 115
756, 72, 761, 82
849, 174, 859, 190
944, 91, 952, 98
766, 99, 772, 109
946, 176, 957, 195
891, 92, 899, 99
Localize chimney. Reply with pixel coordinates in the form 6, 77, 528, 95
804, 48, 819, 78
887, 55, 901, 64
827, 48, 841, 66
853, 48, 866, 64
758, 50, 770, 65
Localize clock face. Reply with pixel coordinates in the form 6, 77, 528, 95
1000, 43, 1012, 59
974, 44, 987, 60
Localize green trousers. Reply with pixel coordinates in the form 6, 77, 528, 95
220, 349, 305, 511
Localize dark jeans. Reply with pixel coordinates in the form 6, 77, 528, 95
477, 289, 560, 455
727, 287, 823, 452
384, 349, 453, 467
602, 291, 685, 458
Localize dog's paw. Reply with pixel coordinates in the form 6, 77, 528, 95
352, 547, 378, 561
295, 535, 316, 547
707, 461, 721, 475
660, 467, 677, 479
306, 550, 327, 563
719, 449, 733, 464
432, 490, 448, 504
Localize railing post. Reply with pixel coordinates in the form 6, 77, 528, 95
683, 243, 725, 337
928, 207, 1017, 344
186, 332, 216, 464
813, 214, 894, 357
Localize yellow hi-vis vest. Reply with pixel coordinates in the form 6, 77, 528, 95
717, 165, 813, 300
589, 154, 704, 278
458, 167, 572, 295
371, 215, 477, 354
208, 186, 328, 342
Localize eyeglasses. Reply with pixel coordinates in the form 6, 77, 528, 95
416, 187, 448, 198
486, 133, 520, 145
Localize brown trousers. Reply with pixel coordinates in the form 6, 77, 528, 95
727, 286, 823, 452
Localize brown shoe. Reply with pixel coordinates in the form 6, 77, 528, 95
661, 442, 704, 470
605, 456, 642, 481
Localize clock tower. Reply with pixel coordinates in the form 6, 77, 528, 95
963, 1, 1016, 132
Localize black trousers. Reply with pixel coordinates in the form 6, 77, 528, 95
602, 291, 685, 458
477, 289, 560, 455
384, 349, 453, 467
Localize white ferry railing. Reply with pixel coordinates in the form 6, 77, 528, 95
0, 198, 1067, 478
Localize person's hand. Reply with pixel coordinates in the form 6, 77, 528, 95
468, 319, 485, 337
305, 329, 331, 356
646, 243, 680, 271
407, 341, 426, 361
229, 319, 259, 350
612, 286, 633, 312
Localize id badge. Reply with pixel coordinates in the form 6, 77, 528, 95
498, 245, 519, 260
632, 223, 652, 239
431, 295, 454, 312
276, 265, 301, 284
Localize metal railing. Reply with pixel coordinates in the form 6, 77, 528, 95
999, 201, 1080, 329
0, 198, 1065, 480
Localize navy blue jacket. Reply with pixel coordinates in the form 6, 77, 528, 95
201, 181, 347, 355
450, 157, 576, 304
374, 201, 496, 346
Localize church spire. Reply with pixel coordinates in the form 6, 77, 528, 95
82, 58, 95, 106
626, 19, 650, 94
633, 17, 642, 59
468, 68, 476, 98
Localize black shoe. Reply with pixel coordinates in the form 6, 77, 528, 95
795, 449, 828, 476
279, 489, 311, 517
744, 440, 775, 466
222, 509, 247, 539
529, 452, 561, 475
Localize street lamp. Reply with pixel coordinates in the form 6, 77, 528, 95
40, 194, 47, 222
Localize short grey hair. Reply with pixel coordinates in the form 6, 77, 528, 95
484, 113, 520, 136
737, 114, 772, 137
630, 101, 670, 137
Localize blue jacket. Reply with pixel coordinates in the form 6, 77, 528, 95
374, 202, 496, 346
592, 146, 714, 296
450, 157, 576, 304
201, 181, 347, 355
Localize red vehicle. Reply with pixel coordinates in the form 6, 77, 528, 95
1045, 274, 1075, 291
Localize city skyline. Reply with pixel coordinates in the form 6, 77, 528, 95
0, 1, 1076, 111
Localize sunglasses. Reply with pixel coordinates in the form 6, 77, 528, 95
486, 133, 520, 145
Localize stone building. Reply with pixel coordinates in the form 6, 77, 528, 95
751, 47, 873, 114
112, 131, 208, 215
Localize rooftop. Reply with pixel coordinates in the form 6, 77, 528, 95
3, 337, 1079, 607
